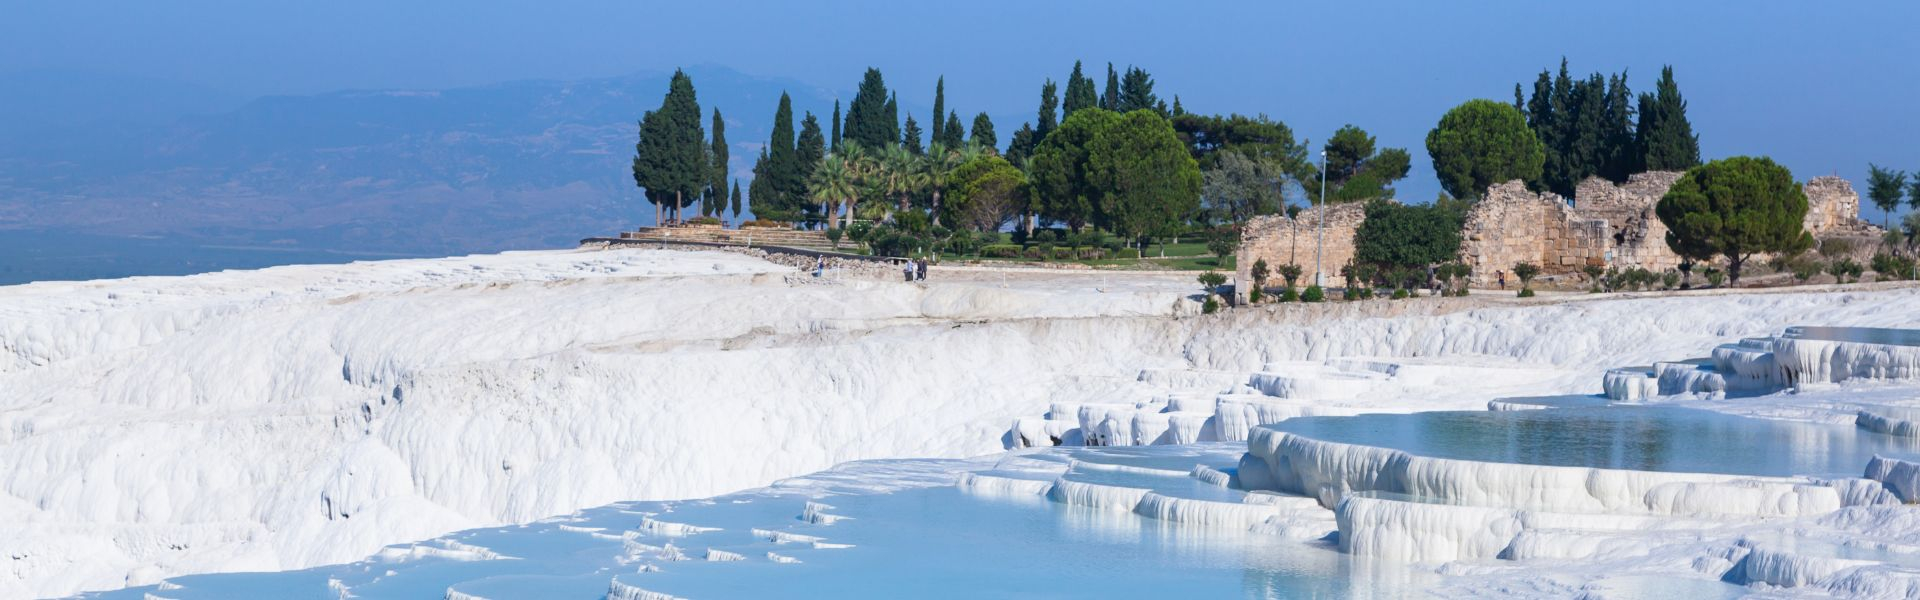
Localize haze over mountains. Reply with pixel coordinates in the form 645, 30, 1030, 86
0, 65, 905, 258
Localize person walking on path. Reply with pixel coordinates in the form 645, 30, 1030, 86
903, 259, 916, 282
814, 256, 825, 278
916, 260, 928, 281
1497, 270, 1507, 290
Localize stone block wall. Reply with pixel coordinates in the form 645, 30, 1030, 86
1233, 202, 1366, 300
1570, 171, 1686, 273
1460, 181, 1609, 285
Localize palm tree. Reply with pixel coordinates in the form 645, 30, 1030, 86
808, 155, 855, 242
877, 145, 923, 220
922, 143, 965, 227
834, 144, 873, 229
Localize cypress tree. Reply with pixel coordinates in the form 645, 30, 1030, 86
1037, 79, 1059, 141
901, 114, 924, 154
883, 92, 900, 148
710, 108, 729, 211
729, 179, 743, 219
970, 112, 997, 151
1101, 63, 1120, 111
830, 100, 842, 152
942, 111, 965, 149
1513, 84, 1525, 113
1064, 61, 1097, 117
1119, 66, 1156, 113
931, 77, 946, 146
1639, 66, 1700, 172
1170, 96, 1184, 116
768, 92, 800, 216
844, 68, 892, 149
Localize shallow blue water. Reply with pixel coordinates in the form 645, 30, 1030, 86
1268, 405, 1920, 478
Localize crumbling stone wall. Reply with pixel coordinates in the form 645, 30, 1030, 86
1804, 176, 1870, 235
1233, 202, 1366, 300
1460, 181, 1608, 285
1570, 171, 1685, 272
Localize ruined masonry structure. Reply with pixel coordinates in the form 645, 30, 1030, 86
1233, 202, 1367, 292
1234, 172, 1870, 297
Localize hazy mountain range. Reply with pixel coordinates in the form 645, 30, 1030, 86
0, 66, 875, 257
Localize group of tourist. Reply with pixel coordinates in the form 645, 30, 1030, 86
902, 258, 928, 282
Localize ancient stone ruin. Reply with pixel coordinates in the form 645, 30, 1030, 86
1233, 172, 1872, 298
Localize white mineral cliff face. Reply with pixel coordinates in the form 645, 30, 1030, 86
5, 248, 1920, 597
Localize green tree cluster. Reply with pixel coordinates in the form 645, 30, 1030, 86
1517, 61, 1698, 197
1028, 108, 1201, 245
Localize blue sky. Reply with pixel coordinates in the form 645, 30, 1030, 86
6, 0, 1918, 215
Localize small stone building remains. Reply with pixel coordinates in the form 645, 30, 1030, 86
1459, 181, 1612, 285
1233, 202, 1366, 297
1234, 170, 1873, 296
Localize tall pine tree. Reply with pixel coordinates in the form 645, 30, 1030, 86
1101, 63, 1120, 111
631, 69, 705, 226
797, 112, 826, 187
1037, 79, 1059, 141
942, 111, 965, 149
901, 114, 924, 154
930, 77, 946, 147
1118, 66, 1157, 113
766, 92, 801, 217
1638, 66, 1700, 172
843, 68, 892, 149
970, 112, 997, 152
748, 148, 774, 219
1064, 61, 1097, 117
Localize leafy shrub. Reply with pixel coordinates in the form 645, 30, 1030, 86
1517, 288, 1536, 298
1872, 253, 1916, 281
1197, 271, 1228, 291
1818, 237, 1856, 258
1033, 229, 1058, 244
1789, 256, 1823, 283
1391, 288, 1410, 300
1053, 247, 1079, 260
687, 216, 723, 226
1280, 287, 1300, 302
1202, 296, 1221, 314
741, 218, 788, 229
1662, 271, 1680, 290
1251, 259, 1271, 290
1248, 287, 1263, 303
1036, 242, 1056, 261
1302, 285, 1326, 303
1115, 248, 1141, 259
1827, 258, 1864, 284
1704, 267, 1726, 287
